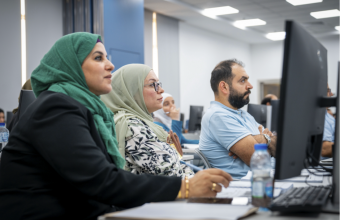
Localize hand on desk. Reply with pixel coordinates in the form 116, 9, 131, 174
181, 169, 232, 198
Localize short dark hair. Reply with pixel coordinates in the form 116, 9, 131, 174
210, 59, 245, 94
0, 108, 4, 114
261, 97, 272, 105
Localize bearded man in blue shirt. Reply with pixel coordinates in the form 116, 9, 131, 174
199, 59, 277, 179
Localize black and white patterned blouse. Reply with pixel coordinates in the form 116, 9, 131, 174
124, 117, 194, 178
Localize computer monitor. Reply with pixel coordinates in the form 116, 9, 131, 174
188, 106, 204, 132
180, 113, 185, 130
247, 104, 267, 128
274, 20, 328, 180
270, 100, 280, 133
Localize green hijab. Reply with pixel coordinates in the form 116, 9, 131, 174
30, 32, 125, 169
101, 64, 168, 159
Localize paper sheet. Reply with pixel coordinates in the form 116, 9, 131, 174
276, 175, 323, 183
217, 187, 282, 198
107, 203, 257, 220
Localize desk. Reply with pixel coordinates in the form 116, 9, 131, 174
99, 174, 338, 220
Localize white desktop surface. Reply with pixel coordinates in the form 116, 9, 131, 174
182, 155, 194, 161
99, 174, 338, 220
182, 144, 199, 149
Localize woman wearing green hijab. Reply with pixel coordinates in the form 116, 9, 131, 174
0, 33, 231, 220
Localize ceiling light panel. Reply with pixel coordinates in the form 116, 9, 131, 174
234, 19, 266, 29
266, 32, 286, 41
335, 26, 340, 31
202, 6, 239, 17
311, 9, 340, 19
286, 0, 322, 6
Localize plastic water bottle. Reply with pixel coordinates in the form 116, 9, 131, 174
251, 144, 273, 208
0, 123, 9, 152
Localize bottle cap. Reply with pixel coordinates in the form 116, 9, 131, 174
254, 144, 267, 150
0, 123, 5, 127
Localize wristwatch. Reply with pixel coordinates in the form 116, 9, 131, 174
263, 134, 271, 145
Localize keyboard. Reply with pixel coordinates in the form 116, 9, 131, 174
270, 186, 331, 212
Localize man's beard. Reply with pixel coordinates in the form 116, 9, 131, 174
229, 86, 251, 109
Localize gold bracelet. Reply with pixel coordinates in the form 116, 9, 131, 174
185, 176, 189, 199
177, 189, 181, 199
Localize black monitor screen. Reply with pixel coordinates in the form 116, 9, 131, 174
247, 104, 267, 128
271, 100, 280, 133
188, 106, 204, 132
274, 21, 327, 180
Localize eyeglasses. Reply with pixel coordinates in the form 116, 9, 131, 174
144, 81, 162, 92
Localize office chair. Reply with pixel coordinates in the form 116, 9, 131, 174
17, 90, 36, 120
193, 148, 212, 169
6, 111, 13, 125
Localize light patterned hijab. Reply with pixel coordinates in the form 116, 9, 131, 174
101, 64, 168, 158
153, 93, 173, 129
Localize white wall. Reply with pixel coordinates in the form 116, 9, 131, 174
250, 35, 339, 105
0, 0, 63, 118
26, 0, 63, 79
319, 35, 340, 93
179, 22, 252, 121
250, 42, 284, 104
0, 0, 21, 116
157, 14, 180, 107
144, 9, 152, 67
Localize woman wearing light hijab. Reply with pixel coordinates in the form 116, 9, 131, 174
101, 64, 193, 177
101, 65, 233, 178
153, 93, 199, 145
0, 33, 232, 220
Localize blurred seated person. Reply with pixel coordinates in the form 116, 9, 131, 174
153, 93, 199, 145
7, 79, 32, 132
199, 59, 276, 179
102, 64, 196, 177
260, 94, 278, 106
0, 33, 232, 220
321, 85, 335, 158
0, 109, 4, 123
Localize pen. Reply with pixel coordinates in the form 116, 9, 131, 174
180, 160, 203, 172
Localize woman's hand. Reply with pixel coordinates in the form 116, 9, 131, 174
180, 169, 232, 198
167, 106, 180, 120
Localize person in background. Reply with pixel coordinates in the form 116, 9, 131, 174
0, 33, 232, 220
153, 93, 199, 145
102, 64, 195, 177
0, 109, 5, 123
7, 79, 32, 132
260, 94, 278, 106
199, 59, 277, 179
321, 85, 335, 158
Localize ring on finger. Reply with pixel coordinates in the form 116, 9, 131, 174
211, 183, 216, 191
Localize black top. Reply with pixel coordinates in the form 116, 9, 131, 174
0, 91, 181, 220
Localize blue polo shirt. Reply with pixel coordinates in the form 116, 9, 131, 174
323, 111, 335, 142
199, 101, 261, 179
